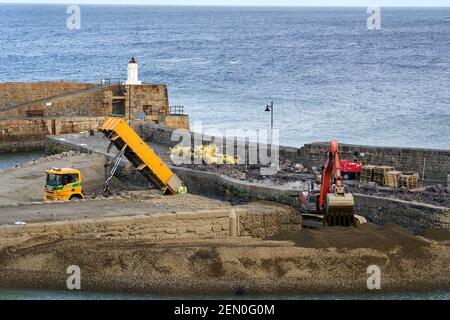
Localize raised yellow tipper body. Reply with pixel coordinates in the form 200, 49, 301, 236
100, 117, 183, 195
44, 168, 84, 201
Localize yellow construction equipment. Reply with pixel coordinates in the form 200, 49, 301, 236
44, 168, 84, 201
100, 117, 183, 195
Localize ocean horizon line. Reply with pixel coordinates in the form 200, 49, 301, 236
1, 2, 450, 8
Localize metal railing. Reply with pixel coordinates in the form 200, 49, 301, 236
169, 105, 185, 115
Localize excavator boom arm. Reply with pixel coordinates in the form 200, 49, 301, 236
318, 140, 355, 226
319, 140, 343, 210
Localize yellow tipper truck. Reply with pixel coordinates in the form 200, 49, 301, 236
44, 168, 84, 201
100, 117, 183, 195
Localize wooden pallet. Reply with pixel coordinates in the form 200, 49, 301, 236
399, 172, 420, 190
384, 170, 403, 188
372, 166, 395, 186
360, 165, 377, 183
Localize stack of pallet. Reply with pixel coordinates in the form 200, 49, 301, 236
384, 170, 403, 188
372, 166, 395, 186
399, 172, 420, 190
360, 165, 376, 183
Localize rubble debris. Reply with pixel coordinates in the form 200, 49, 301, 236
13, 150, 87, 169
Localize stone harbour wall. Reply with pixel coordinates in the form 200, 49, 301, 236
0, 82, 190, 152
0, 206, 301, 249
353, 194, 450, 232
0, 82, 108, 119
0, 82, 170, 120
0, 210, 232, 249
139, 123, 449, 184
173, 166, 300, 207
0, 117, 106, 153
300, 143, 450, 185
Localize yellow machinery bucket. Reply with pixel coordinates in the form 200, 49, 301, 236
325, 193, 355, 226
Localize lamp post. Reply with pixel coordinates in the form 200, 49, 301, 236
123, 84, 132, 123
3, 94, 8, 109
265, 101, 274, 131
128, 84, 131, 124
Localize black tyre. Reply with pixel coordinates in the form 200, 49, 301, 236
69, 194, 83, 201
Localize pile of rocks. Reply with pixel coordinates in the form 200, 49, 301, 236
280, 160, 308, 173
15, 150, 87, 168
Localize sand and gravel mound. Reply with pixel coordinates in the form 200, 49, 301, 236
0, 235, 448, 295
420, 228, 450, 242
267, 223, 437, 259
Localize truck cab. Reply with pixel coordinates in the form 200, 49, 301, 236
341, 159, 362, 180
44, 168, 84, 201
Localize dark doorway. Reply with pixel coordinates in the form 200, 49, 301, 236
112, 99, 125, 116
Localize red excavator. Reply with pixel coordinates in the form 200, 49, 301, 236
300, 140, 357, 227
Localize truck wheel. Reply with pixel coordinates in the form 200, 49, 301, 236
69, 195, 83, 201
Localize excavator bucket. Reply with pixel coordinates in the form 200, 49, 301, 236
325, 193, 355, 226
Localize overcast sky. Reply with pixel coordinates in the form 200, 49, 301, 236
0, 0, 448, 7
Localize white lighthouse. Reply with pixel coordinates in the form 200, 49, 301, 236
125, 56, 142, 85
